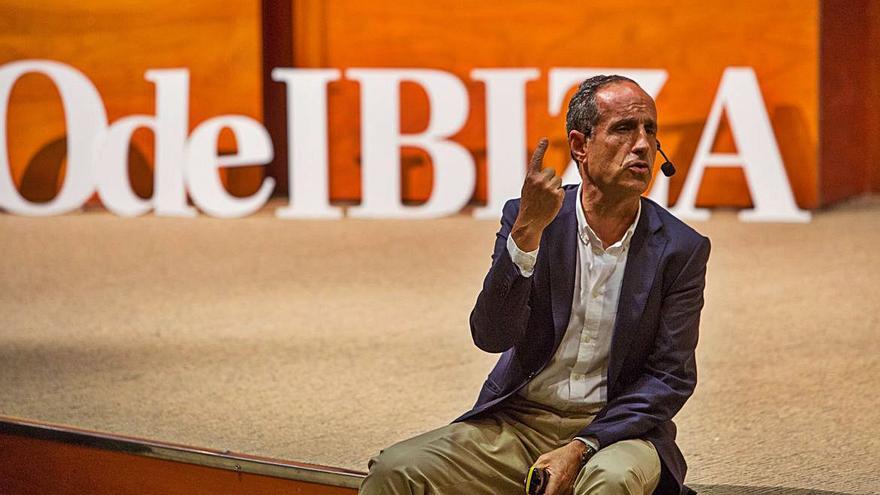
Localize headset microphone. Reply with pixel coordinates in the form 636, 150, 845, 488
657, 140, 676, 177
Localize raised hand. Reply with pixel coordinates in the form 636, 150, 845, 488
511, 138, 565, 252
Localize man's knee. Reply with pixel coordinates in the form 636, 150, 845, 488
574, 440, 660, 495
362, 423, 516, 495
361, 444, 418, 494
578, 463, 643, 493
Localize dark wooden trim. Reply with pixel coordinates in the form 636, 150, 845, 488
0, 415, 365, 489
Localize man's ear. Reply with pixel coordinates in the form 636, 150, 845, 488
568, 129, 587, 163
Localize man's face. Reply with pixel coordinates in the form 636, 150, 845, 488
573, 81, 658, 197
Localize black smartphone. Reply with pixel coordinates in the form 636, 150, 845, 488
524, 466, 548, 495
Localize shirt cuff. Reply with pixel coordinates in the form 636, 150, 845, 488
506, 234, 538, 277
574, 436, 600, 452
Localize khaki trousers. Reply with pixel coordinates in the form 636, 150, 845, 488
360, 395, 660, 495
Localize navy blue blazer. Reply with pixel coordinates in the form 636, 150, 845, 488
454, 184, 710, 495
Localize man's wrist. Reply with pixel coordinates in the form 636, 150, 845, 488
572, 438, 598, 466
507, 234, 538, 277
511, 221, 543, 252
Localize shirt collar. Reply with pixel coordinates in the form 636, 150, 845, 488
575, 182, 641, 254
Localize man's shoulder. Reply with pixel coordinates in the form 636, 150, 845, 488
641, 196, 710, 251
500, 187, 710, 252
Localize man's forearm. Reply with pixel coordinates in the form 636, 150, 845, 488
469, 250, 533, 353
576, 367, 696, 448
469, 200, 536, 353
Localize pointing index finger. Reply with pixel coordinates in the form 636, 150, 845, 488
529, 138, 549, 174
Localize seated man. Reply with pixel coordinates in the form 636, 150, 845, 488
359, 75, 711, 495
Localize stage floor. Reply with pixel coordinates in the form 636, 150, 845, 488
2, 197, 879, 494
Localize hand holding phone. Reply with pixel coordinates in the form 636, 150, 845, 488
524, 465, 548, 495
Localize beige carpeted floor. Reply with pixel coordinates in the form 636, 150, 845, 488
1, 197, 879, 494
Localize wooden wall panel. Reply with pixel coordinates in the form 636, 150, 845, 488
870, 0, 880, 194
820, 0, 872, 204
12, 1, 871, 211
291, 0, 820, 208
0, 0, 264, 202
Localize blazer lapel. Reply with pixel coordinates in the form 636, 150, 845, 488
547, 187, 578, 349
607, 199, 667, 389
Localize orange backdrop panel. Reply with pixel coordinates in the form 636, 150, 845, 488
292, 0, 819, 208
0, 0, 264, 202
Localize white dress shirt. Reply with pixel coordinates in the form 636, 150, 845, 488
506, 184, 641, 447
